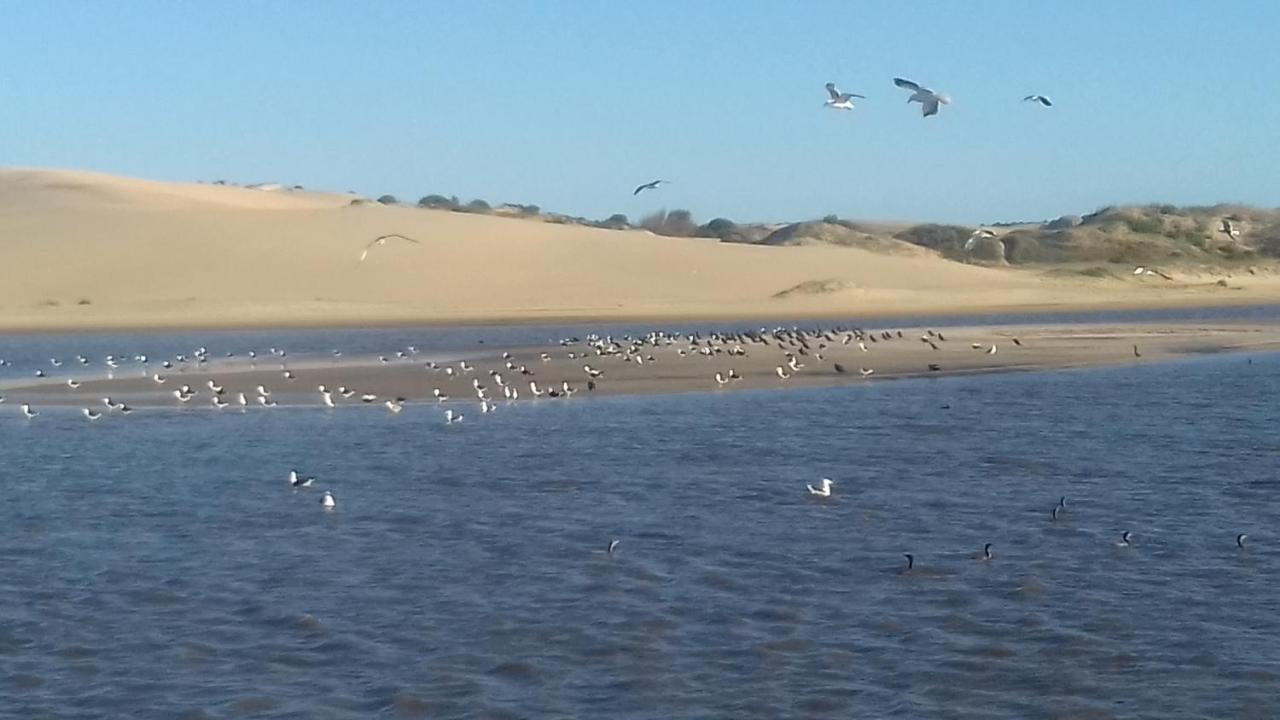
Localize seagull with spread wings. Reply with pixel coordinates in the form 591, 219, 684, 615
1023, 94, 1053, 107
824, 82, 865, 111
359, 234, 421, 262
633, 179, 670, 196
893, 77, 950, 117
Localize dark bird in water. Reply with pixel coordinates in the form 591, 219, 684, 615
1236, 533, 1248, 549
633, 179, 669, 195
902, 553, 915, 572
1058, 496, 1067, 510
1051, 505, 1061, 521
608, 539, 620, 554
1118, 531, 1133, 547
928, 363, 941, 372
977, 543, 993, 561
833, 362, 847, 374
1133, 345, 1142, 358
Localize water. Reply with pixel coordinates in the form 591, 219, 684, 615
1, 337, 1278, 717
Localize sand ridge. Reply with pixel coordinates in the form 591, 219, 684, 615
2, 168, 1279, 333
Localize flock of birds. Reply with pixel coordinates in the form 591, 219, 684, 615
819, 77, 1052, 117
806, 483, 1253, 574
0, 326, 1256, 566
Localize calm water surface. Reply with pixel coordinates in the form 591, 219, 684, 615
1, 327, 1278, 718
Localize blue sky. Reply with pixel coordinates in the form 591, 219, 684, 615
1, 1, 1276, 224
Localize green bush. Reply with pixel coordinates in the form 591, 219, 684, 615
418, 194, 458, 210
640, 209, 697, 237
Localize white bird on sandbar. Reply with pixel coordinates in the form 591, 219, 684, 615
359, 233, 421, 262
893, 77, 950, 117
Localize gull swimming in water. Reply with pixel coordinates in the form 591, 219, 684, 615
20, 403, 37, 419
359, 234, 421, 262
806, 478, 834, 497
975, 543, 994, 561
445, 409, 463, 424
1022, 94, 1053, 107
289, 470, 315, 488
633, 179, 669, 196
321, 491, 336, 510
894, 77, 950, 117
1236, 533, 1248, 549
823, 82, 865, 110
1117, 531, 1133, 547
82, 408, 102, 421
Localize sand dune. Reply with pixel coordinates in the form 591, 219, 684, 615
1, 168, 1278, 332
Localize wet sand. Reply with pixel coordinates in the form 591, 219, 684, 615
3, 322, 1278, 411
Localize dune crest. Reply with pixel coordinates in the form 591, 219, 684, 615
1, 168, 1278, 332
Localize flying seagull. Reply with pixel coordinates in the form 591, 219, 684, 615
965, 228, 997, 250
1220, 218, 1241, 238
1023, 95, 1053, 107
360, 234, 421, 262
633, 179, 669, 196
894, 77, 950, 117
824, 82, 865, 111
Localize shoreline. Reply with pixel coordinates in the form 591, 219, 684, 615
4, 321, 1278, 410
1, 295, 1279, 337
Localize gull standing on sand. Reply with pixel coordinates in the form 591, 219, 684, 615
823, 82, 865, 110
1023, 94, 1053, 107
894, 77, 950, 117
359, 234, 421, 262
633, 179, 669, 196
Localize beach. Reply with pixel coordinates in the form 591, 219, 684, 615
2, 168, 1279, 334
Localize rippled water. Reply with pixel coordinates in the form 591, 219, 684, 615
2, 332, 1278, 717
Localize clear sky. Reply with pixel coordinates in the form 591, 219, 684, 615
1, 1, 1276, 224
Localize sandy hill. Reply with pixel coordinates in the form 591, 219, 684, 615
0, 168, 1277, 331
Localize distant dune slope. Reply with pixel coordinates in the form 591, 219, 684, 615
0, 168, 1277, 331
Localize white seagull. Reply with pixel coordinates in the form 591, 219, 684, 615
359, 233, 421, 262
806, 478, 834, 497
1220, 218, 1241, 238
1022, 94, 1053, 107
20, 403, 37, 419
965, 228, 997, 250
445, 409, 463, 424
289, 470, 314, 488
824, 82, 865, 111
894, 77, 950, 117
82, 408, 102, 421
321, 491, 336, 510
